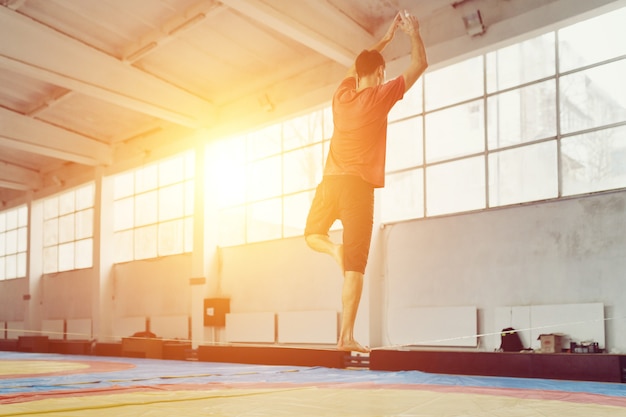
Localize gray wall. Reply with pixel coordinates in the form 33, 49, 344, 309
382, 191, 626, 351
214, 190, 626, 352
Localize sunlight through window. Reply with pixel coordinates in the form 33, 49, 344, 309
112, 152, 194, 263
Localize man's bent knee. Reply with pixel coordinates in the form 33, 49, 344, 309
305, 233, 328, 250
304, 234, 317, 248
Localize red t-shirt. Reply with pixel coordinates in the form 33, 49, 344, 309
323, 75, 405, 188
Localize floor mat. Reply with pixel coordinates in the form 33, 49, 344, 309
1, 351, 624, 416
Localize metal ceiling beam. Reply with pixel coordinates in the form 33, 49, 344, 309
0, 160, 41, 191
0, 107, 112, 167
220, 0, 374, 67
0, 6, 215, 128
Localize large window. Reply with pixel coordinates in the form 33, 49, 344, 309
213, 109, 333, 246
43, 184, 94, 273
382, 6, 626, 223
113, 152, 194, 262
0, 205, 28, 280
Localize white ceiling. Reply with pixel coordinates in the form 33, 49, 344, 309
0, 0, 622, 204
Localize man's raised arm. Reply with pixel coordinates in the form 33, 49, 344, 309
399, 12, 428, 92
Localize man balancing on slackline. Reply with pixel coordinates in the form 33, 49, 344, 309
304, 10, 428, 353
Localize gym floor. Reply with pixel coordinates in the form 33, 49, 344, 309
1, 351, 625, 416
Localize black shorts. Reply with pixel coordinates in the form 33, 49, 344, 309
304, 175, 374, 274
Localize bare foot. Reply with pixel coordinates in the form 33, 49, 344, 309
333, 243, 344, 272
337, 340, 370, 353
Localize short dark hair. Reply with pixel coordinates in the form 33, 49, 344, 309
355, 49, 385, 78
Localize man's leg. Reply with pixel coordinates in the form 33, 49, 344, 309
335, 179, 373, 353
306, 234, 368, 352
337, 270, 369, 353
305, 234, 344, 272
